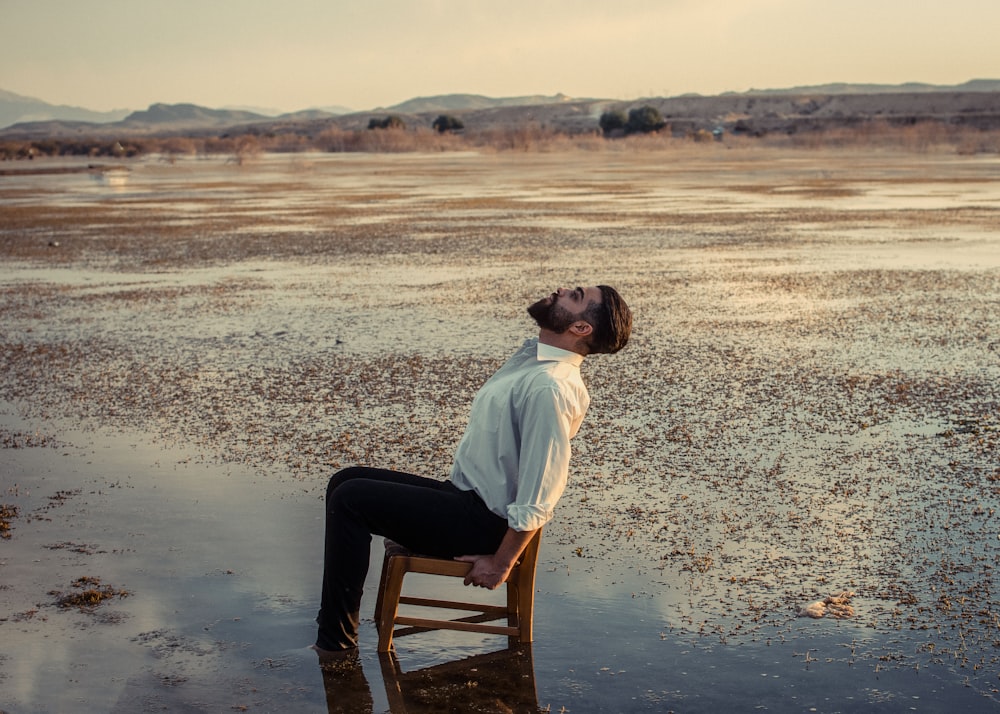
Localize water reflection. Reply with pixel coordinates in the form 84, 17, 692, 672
89, 165, 131, 189
319, 646, 541, 713
319, 651, 374, 714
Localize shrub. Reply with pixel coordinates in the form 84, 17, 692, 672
368, 115, 406, 130
625, 106, 666, 135
599, 109, 628, 136
432, 115, 464, 133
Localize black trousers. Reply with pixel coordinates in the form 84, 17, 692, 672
315, 466, 509, 651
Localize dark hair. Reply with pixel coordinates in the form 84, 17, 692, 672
582, 285, 632, 354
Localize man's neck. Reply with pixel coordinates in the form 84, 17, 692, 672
538, 330, 588, 356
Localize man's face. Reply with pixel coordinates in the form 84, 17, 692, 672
528, 286, 602, 333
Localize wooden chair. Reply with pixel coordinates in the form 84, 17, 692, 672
374, 530, 542, 653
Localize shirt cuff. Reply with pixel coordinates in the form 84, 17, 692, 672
507, 503, 554, 531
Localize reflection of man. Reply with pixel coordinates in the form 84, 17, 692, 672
313, 286, 632, 656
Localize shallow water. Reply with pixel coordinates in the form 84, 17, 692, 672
2, 421, 993, 713
1, 148, 999, 712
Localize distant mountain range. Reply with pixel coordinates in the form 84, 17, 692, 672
728, 79, 1000, 96
0, 89, 132, 129
1, 80, 998, 136
0, 89, 355, 132
383, 92, 580, 114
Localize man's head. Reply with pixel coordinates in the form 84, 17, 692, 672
528, 285, 632, 355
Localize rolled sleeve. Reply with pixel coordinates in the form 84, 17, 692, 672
507, 503, 554, 531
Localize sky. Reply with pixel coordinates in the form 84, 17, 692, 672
2, 0, 998, 114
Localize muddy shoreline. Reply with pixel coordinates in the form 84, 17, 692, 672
2, 148, 999, 712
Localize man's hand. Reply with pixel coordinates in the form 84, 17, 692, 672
454, 554, 512, 589
454, 527, 539, 589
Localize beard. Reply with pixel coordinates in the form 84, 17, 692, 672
527, 295, 578, 333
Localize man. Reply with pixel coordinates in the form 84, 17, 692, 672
313, 285, 632, 655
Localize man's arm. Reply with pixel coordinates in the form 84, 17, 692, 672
454, 527, 538, 589
506, 385, 578, 531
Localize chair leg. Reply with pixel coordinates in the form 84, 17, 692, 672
377, 556, 407, 652
373, 548, 393, 627
507, 569, 520, 622
506, 574, 521, 647
514, 537, 539, 643
517, 572, 534, 642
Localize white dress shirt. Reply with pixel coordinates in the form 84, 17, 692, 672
450, 338, 590, 531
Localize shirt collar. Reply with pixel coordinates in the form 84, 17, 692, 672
536, 340, 585, 367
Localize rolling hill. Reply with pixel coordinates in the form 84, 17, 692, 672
1, 80, 999, 140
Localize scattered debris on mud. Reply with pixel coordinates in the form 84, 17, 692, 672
49, 576, 131, 611
0, 504, 19, 539
798, 591, 856, 619
1, 150, 998, 708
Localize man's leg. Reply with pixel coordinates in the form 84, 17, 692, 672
315, 466, 506, 651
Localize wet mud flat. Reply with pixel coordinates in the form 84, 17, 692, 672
1, 148, 999, 712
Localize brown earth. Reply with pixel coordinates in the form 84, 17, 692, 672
1, 147, 998, 711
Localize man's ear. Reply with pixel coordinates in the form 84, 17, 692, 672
570, 321, 593, 337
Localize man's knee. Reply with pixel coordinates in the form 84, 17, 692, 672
327, 466, 368, 500
327, 469, 384, 518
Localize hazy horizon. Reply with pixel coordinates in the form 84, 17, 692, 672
2, 0, 998, 115
4, 79, 999, 121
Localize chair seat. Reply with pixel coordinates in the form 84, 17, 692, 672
374, 530, 542, 652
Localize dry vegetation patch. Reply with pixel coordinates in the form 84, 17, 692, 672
0, 504, 19, 539
49, 576, 131, 611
